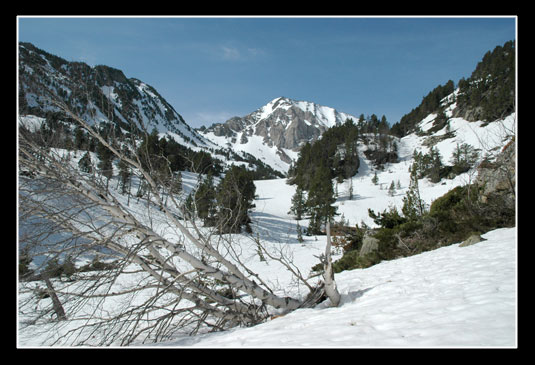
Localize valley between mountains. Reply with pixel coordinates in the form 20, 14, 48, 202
18, 40, 517, 347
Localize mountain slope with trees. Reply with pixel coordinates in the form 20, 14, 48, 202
391, 40, 515, 137
18, 42, 284, 180
19, 42, 208, 147
18, 39, 515, 347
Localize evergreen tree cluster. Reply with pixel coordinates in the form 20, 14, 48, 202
391, 40, 515, 138
456, 40, 515, 122
355, 114, 398, 169
287, 116, 401, 235
411, 147, 445, 184
411, 143, 479, 183
390, 80, 455, 137
137, 128, 223, 178
287, 119, 363, 235
186, 165, 256, 234
288, 118, 361, 190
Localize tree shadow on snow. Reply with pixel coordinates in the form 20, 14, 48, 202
341, 286, 375, 305
249, 211, 301, 244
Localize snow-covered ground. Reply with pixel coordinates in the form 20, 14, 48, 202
18, 112, 517, 348
155, 227, 516, 348
18, 173, 517, 347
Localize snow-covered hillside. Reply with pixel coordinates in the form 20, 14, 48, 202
156, 226, 516, 348
328, 111, 516, 228
17, 38, 517, 348
18, 166, 517, 347
172, 110, 517, 348
18, 90, 517, 347
19, 42, 216, 153
18, 109, 516, 347
18, 110, 517, 347
159, 114, 518, 347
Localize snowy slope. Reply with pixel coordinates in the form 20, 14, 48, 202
154, 111, 517, 347
201, 132, 299, 174
157, 227, 516, 348
17, 147, 517, 348
18, 100, 517, 348
334, 112, 516, 228
18, 162, 517, 347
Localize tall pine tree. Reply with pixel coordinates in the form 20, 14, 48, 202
402, 163, 427, 220
289, 186, 307, 221
194, 173, 218, 227
305, 163, 337, 235
216, 166, 256, 234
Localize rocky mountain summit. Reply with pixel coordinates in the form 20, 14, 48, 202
202, 97, 357, 151
199, 97, 358, 171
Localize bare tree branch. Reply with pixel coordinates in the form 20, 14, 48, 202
18, 68, 338, 345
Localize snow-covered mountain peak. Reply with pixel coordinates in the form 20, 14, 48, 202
249, 97, 289, 123
199, 96, 359, 174
248, 97, 353, 129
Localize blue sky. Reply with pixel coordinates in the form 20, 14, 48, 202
18, 16, 516, 128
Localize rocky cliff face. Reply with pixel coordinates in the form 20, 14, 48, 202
202, 97, 357, 151
198, 97, 358, 173
18, 42, 209, 148
476, 138, 516, 210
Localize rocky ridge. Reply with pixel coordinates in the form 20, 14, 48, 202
201, 97, 358, 151
18, 42, 210, 148
199, 97, 358, 172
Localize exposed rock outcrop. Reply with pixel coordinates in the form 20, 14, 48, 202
459, 234, 486, 247
475, 138, 516, 210
359, 235, 380, 257
202, 97, 357, 151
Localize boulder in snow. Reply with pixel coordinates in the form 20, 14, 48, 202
360, 235, 380, 256
459, 234, 486, 247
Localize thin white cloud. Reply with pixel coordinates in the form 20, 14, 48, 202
191, 110, 237, 127
217, 44, 265, 61
221, 46, 241, 60
247, 47, 265, 57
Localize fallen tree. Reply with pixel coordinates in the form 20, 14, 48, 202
18, 93, 341, 345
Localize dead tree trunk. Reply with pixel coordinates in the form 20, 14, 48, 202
323, 221, 341, 307
18, 85, 342, 344
42, 275, 67, 321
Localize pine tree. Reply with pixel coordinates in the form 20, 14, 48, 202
402, 163, 427, 220
96, 140, 114, 191
216, 166, 256, 233
170, 171, 182, 195
372, 171, 379, 185
78, 151, 93, 174
289, 186, 307, 221
428, 146, 443, 183
388, 181, 396, 197
118, 158, 131, 195
296, 221, 304, 243
306, 163, 337, 235
74, 126, 86, 150
195, 173, 218, 227
450, 143, 479, 175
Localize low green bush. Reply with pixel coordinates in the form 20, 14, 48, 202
326, 182, 515, 274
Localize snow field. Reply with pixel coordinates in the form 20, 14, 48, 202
156, 227, 516, 348
151, 114, 517, 347
18, 112, 517, 347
